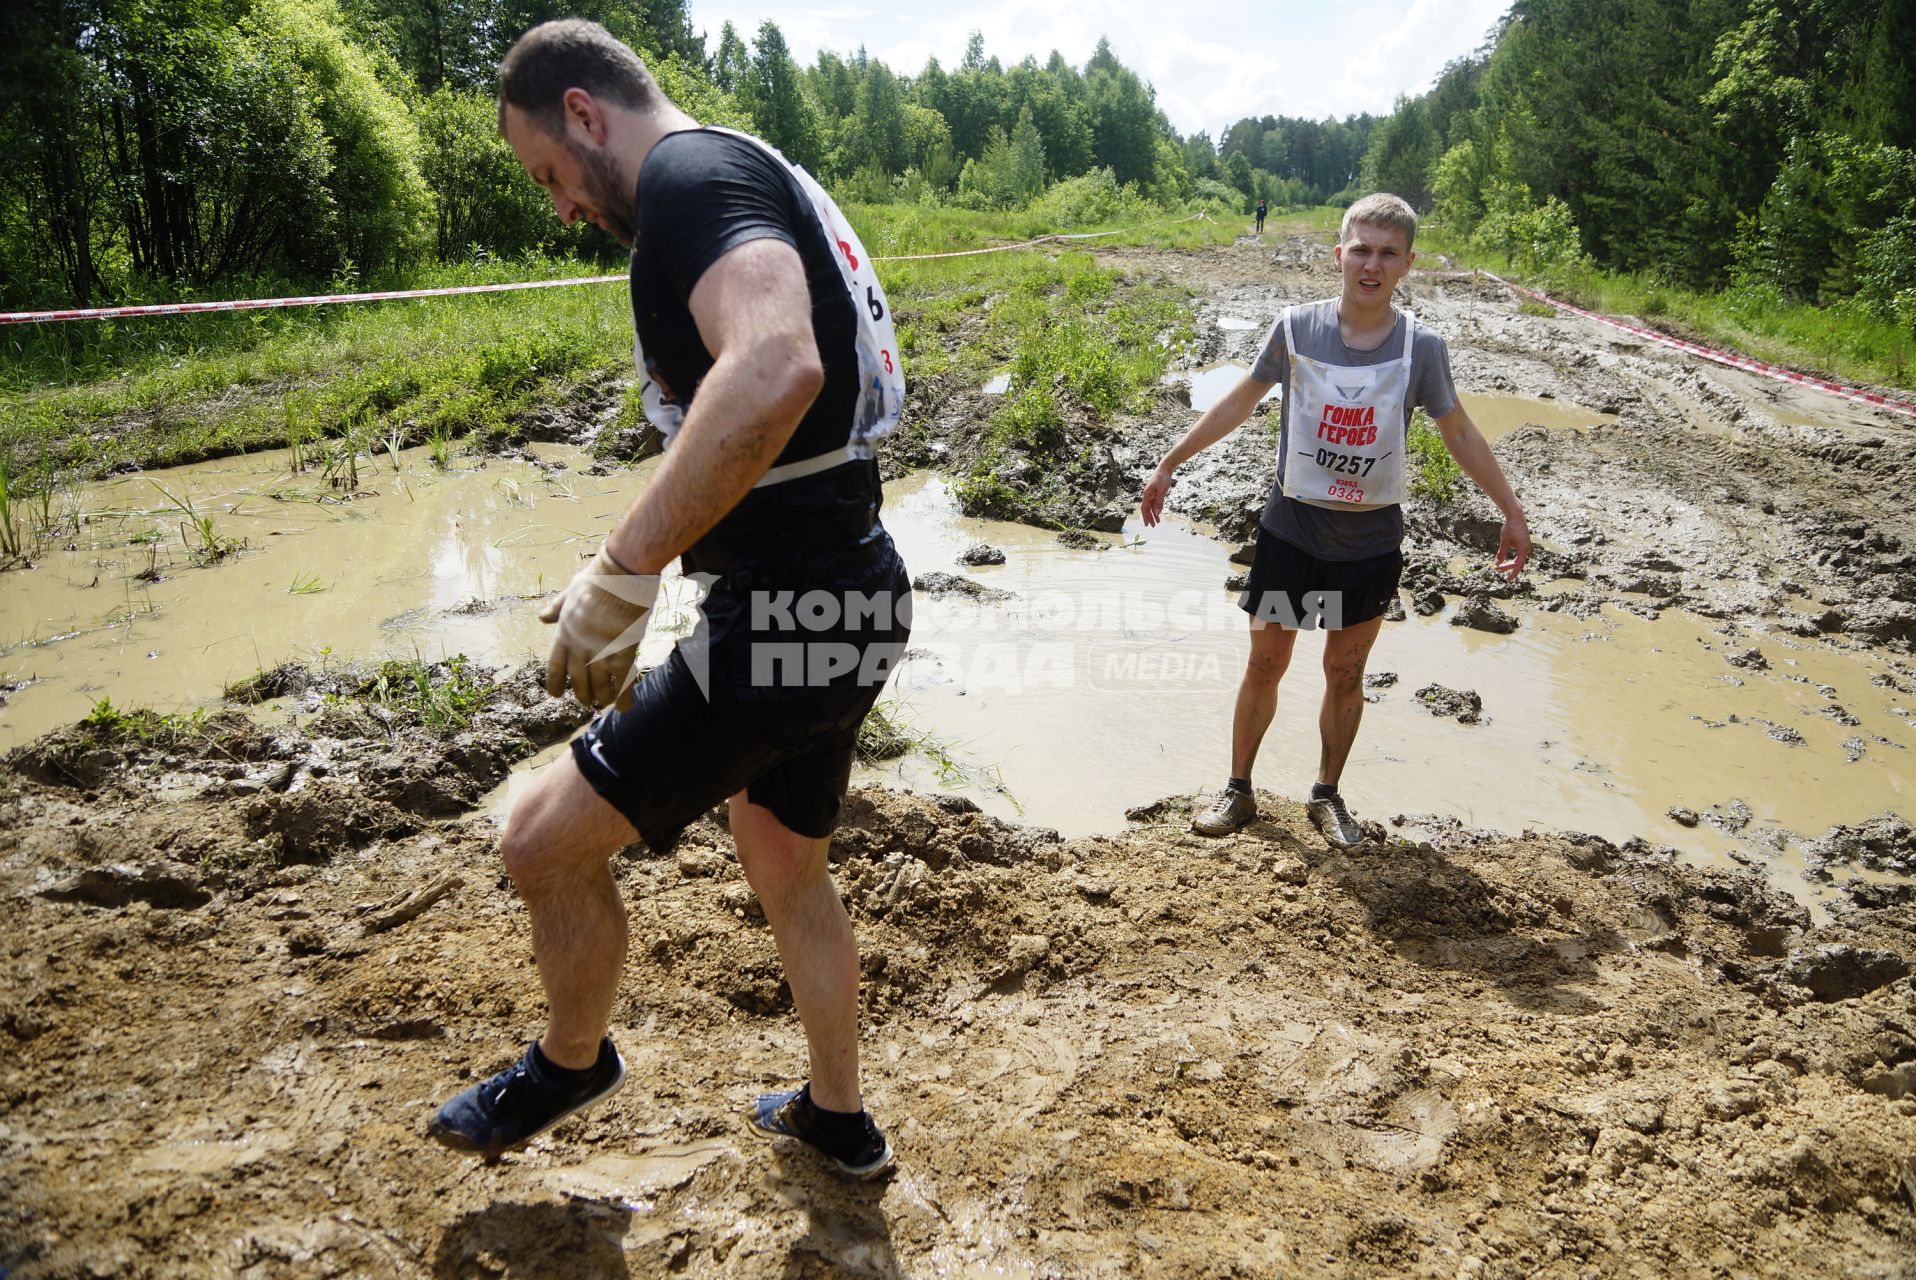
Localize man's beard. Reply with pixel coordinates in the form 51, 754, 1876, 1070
569, 138, 635, 246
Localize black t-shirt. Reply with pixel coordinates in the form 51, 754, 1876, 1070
628, 129, 877, 567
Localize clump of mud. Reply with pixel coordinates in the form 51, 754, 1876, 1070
1416, 683, 1485, 724
1805, 812, 1916, 877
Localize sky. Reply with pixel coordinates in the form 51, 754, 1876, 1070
685, 0, 1512, 141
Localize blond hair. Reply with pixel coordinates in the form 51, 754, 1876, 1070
1339, 194, 1418, 250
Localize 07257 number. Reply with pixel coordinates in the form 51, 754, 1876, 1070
1314, 447, 1376, 476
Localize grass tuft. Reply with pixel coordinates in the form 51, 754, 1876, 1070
1408, 410, 1463, 504
358, 654, 492, 736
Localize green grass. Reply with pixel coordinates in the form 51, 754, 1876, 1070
1418, 223, 1915, 391
0, 448, 19, 563
0, 256, 633, 481
358, 654, 492, 735
1408, 410, 1464, 503
873, 235, 1198, 522
847, 201, 1238, 260
150, 479, 245, 563
0, 200, 1236, 513
288, 571, 327, 595
856, 700, 915, 764
856, 697, 1020, 810
78, 697, 210, 748
946, 252, 1193, 520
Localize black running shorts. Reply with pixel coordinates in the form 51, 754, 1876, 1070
571, 530, 910, 851
1238, 527, 1403, 631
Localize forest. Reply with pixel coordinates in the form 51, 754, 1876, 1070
0, 0, 1911, 340
0, 0, 1363, 311
1363, 0, 1915, 330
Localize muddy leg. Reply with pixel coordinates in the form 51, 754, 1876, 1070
1317, 615, 1384, 787
729, 792, 863, 1113
1231, 618, 1299, 779
500, 754, 639, 1070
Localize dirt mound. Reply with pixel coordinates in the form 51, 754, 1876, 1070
6, 698, 1911, 1277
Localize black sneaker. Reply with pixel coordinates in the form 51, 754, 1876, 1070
1307, 791, 1367, 848
747, 1086, 896, 1180
428, 1038, 625, 1161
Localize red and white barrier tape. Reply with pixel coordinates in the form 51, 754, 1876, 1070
1477, 270, 1916, 421
0, 274, 626, 325
0, 213, 1216, 322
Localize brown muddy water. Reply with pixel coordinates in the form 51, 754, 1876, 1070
1456, 392, 1617, 440
1, 446, 1908, 910
1170, 363, 1615, 438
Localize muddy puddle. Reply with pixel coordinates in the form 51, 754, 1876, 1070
1165, 366, 1610, 441
1169, 362, 1278, 412
3, 448, 1910, 910
0, 445, 698, 747
867, 473, 1913, 908
1456, 392, 1616, 441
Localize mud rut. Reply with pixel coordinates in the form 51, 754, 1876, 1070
3, 236, 1915, 1279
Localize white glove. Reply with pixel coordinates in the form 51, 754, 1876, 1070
538, 546, 658, 711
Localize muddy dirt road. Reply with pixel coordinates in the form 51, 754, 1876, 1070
3, 233, 1914, 1278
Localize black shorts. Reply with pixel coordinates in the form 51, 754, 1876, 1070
1237, 528, 1402, 631
571, 530, 910, 852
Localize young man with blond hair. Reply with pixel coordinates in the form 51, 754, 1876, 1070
1142, 194, 1530, 845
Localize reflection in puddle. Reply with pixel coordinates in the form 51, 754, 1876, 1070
1165, 371, 1611, 439
1168, 363, 1280, 413
0, 444, 679, 748
1216, 315, 1263, 331
2, 450, 1909, 910
1458, 393, 1616, 442
869, 474, 1912, 909
982, 373, 1009, 395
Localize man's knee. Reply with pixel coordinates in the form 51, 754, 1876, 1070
731, 799, 830, 904
1244, 650, 1281, 685
1322, 631, 1378, 693
499, 763, 626, 894
499, 813, 555, 889
1244, 633, 1293, 685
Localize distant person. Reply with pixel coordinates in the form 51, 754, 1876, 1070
1254, 197, 1267, 234
1141, 193, 1529, 846
428, 18, 909, 1180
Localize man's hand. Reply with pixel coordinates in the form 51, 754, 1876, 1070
1141, 466, 1174, 528
1494, 514, 1531, 581
539, 546, 659, 711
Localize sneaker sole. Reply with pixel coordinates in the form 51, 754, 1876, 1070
428, 1055, 628, 1162
745, 1098, 897, 1181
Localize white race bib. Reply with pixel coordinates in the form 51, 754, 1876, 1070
1278, 305, 1415, 508
632, 129, 905, 488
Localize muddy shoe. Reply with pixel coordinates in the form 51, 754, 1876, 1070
1192, 787, 1257, 836
748, 1085, 895, 1180
428, 1038, 625, 1161
1308, 792, 1367, 849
